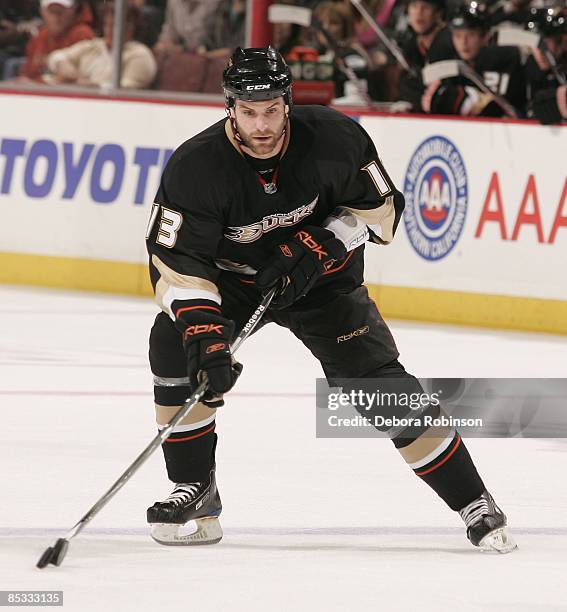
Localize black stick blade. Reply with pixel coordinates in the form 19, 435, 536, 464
36, 538, 69, 569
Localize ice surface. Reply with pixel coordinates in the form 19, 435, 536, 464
1, 286, 566, 611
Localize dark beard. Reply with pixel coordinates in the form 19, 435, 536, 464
240, 135, 277, 154
235, 120, 286, 155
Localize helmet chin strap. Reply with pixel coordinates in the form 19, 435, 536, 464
227, 109, 244, 144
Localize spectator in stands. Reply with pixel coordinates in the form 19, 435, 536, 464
312, 1, 370, 100
0, 0, 41, 79
204, 0, 245, 58
153, 0, 223, 60
422, 1, 527, 117
152, 0, 241, 94
398, 0, 453, 110
19, 0, 95, 81
44, 3, 157, 88
272, 0, 307, 56
327, 0, 400, 102
126, 0, 165, 48
348, 0, 398, 68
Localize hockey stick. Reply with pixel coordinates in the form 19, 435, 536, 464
348, 0, 416, 76
496, 27, 566, 86
36, 285, 279, 569
312, 17, 375, 106
422, 59, 518, 118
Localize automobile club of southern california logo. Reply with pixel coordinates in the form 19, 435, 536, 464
403, 135, 468, 261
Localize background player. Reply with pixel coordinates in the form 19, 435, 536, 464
422, 1, 526, 116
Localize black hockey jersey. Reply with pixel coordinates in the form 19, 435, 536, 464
146, 105, 403, 314
525, 53, 567, 100
430, 45, 527, 117
399, 26, 454, 111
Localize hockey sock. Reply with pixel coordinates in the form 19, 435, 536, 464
154, 384, 218, 483
160, 424, 217, 484
393, 429, 485, 511
355, 360, 486, 512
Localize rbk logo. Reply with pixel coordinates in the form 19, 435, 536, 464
184, 324, 224, 339
206, 343, 227, 353
295, 230, 328, 261
337, 325, 370, 343
279, 244, 293, 257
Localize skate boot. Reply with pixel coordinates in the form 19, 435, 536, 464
459, 490, 517, 553
147, 469, 222, 546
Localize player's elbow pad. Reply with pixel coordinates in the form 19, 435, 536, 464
322, 207, 370, 252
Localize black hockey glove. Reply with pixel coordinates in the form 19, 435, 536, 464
430, 84, 467, 115
255, 225, 347, 309
531, 88, 563, 125
173, 300, 243, 406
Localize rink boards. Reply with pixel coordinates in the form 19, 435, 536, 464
0, 89, 565, 333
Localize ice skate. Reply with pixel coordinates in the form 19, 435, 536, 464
459, 490, 517, 554
147, 469, 222, 546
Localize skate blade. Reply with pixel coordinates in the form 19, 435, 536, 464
150, 517, 223, 546
478, 527, 518, 554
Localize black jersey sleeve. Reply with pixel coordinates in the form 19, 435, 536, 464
146, 147, 226, 317
334, 121, 405, 245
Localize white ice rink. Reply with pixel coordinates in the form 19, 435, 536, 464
1, 286, 566, 611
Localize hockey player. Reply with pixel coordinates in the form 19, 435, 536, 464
422, 2, 527, 116
145, 46, 516, 553
398, 0, 454, 111
525, 7, 566, 97
532, 83, 567, 124
485, 0, 532, 28
524, 6, 566, 123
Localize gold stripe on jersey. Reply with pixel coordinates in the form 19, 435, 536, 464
152, 255, 221, 314
344, 196, 396, 244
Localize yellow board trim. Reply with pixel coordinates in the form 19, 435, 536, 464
0, 251, 153, 296
1, 251, 566, 335
367, 285, 567, 336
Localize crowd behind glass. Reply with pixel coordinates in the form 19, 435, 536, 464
1, 0, 565, 123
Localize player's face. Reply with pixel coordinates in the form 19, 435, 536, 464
452, 28, 486, 62
233, 98, 288, 158
408, 1, 441, 35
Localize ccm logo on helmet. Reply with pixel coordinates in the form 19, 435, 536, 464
246, 84, 271, 90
